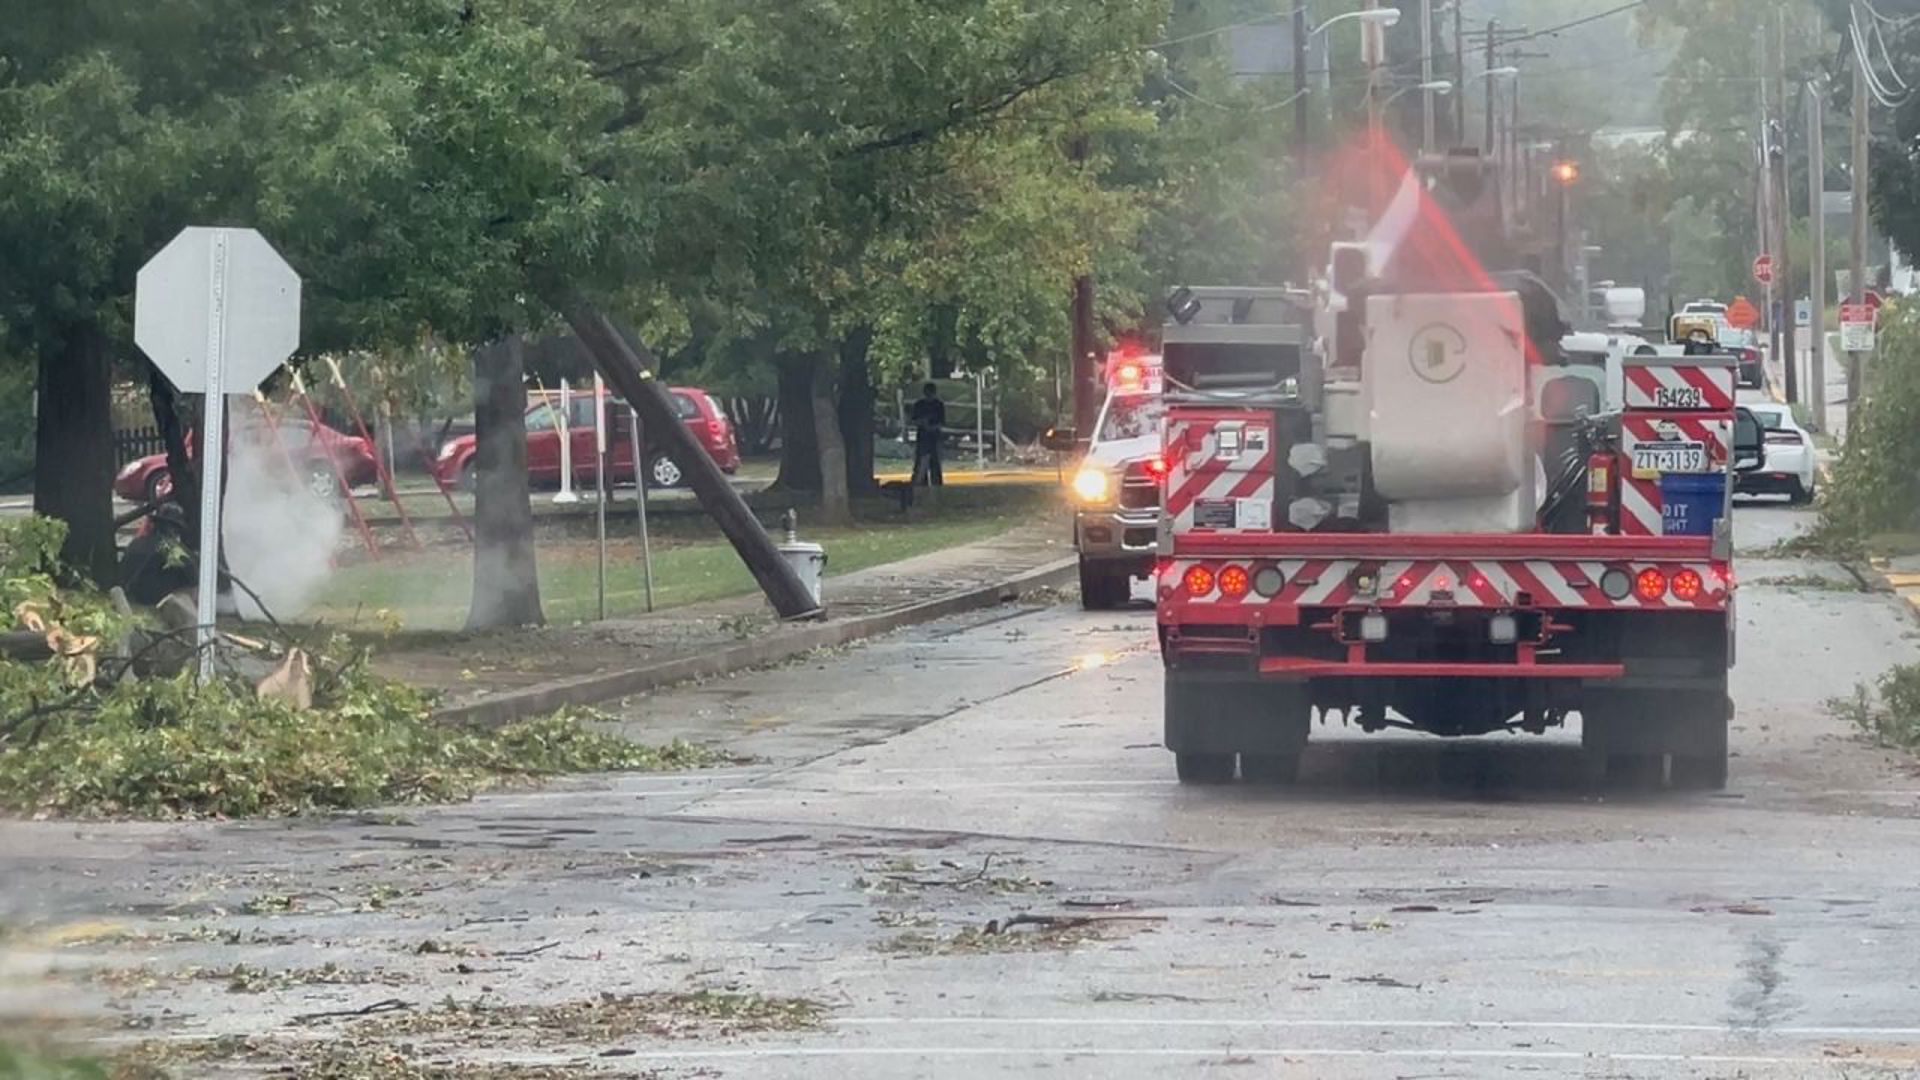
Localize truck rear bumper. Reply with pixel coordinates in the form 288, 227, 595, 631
1258, 658, 1623, 679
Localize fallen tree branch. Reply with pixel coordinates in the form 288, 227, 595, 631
292, 998, 413, 1025
984, 912, 1168, 935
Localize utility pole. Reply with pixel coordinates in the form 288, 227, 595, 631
1757, 62, 1776, 354
1850, 51, 1870, 426
1293, 2, 1310, 169
1775, 11, 1797, 404
1809, 79, 1828, 432
1508, 70, 1522, 217
1453, 2, 1466, 145
1483, 20, 1497, 154
1068, 133, 1098, 442
1365, 0, 1385, 212
1420, 0, 1436, 154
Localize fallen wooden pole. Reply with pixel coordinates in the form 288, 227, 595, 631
561, 303, 820, 620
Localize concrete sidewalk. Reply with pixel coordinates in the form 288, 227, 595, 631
375, 519, 1077, 725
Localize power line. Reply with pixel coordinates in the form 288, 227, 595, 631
1850, 1, 1913, 107
1146, 5, 1301, 51
1861, 0, 1920, 31
1154, 72, 1309, 113
1502, 1, 1650, 47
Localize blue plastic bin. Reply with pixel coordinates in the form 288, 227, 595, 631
1659, 472, 1726, 537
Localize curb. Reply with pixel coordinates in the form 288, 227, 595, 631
1867, 560, 1920, 621
431, 556, 1079, 728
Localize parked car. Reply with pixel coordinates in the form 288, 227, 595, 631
429, 386, 740, 491
113, 413, 379, 504
1734, 403, 1817, 504
1721, 327, 1766, 388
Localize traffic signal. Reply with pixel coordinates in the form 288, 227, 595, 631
1551, 160, 1580, 185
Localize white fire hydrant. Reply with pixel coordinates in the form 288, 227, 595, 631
777, 509, 826, 610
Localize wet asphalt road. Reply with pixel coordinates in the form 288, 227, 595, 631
6, 501, 1920, 1078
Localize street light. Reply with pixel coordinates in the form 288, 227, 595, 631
1551, 160, 1580, 185
1312, 7, 1401, 36
1383, 80, 1455, 109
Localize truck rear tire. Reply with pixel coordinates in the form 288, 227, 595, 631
1669, 690, 1731, 791
1079, 561, 1131, 610
1175, 753, 1236, 784
1582, 684, 1730, 791
1165, 677, 1309, 784
1240, 752, 1301, 784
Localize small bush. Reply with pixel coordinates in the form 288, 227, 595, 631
0, 515, 724, 820
0, 683, 723, 819
1820, 299, 1920, 544
1828, 661, 1920, 750
0, 1039, 115, 1080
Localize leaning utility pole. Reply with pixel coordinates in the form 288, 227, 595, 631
1808, 79, 1828, 432
562, 304, 820, 619
1850, 52, 1870, 427
1774, 11, 1797, 404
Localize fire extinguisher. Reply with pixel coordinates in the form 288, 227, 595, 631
1585, 451, 1616, 534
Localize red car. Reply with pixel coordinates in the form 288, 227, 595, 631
430, 386, 740, 491
114, 414, 380, 504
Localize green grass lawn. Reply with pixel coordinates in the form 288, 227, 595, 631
308, 485, 1058, 630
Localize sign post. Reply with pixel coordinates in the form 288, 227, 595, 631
593, 374, 608, 620
134, 227, 301, 679
628, 406, 655, 612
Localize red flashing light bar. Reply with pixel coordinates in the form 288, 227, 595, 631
1104, 347, 1163, 393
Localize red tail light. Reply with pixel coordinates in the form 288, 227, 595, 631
1671, 568, 1704, 601
1143, 455, 1170, 481
1635, 567, 1668, 601
1183, 565, 1216, 596
1764, 430, 1803, 445
706, 418, 728, 440
1218, 565, 1250, 598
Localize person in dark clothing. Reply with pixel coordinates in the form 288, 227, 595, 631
908, 381, 945, 486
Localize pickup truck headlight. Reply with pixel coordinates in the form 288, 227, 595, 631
1071, 466, 1111, 504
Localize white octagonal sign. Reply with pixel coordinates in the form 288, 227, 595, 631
135, 227, 301, 393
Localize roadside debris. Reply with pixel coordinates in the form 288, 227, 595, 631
883, 911, 1166, 956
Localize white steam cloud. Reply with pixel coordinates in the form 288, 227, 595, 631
221, 430, 344, 621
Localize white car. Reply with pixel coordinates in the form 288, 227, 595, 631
1735, 403, 1817, 504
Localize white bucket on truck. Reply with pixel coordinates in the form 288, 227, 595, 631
1366, 291, 1536, 533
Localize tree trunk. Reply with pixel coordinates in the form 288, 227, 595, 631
837, 328, 876, 494
466, 336, 543, 629
773, 354, 821, 491
34, 323, 115, 584
811, 350, 851, 526
147, 365, 196, 527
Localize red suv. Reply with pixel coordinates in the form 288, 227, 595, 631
114, 414, 380, 504
430, 387, 740, 491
